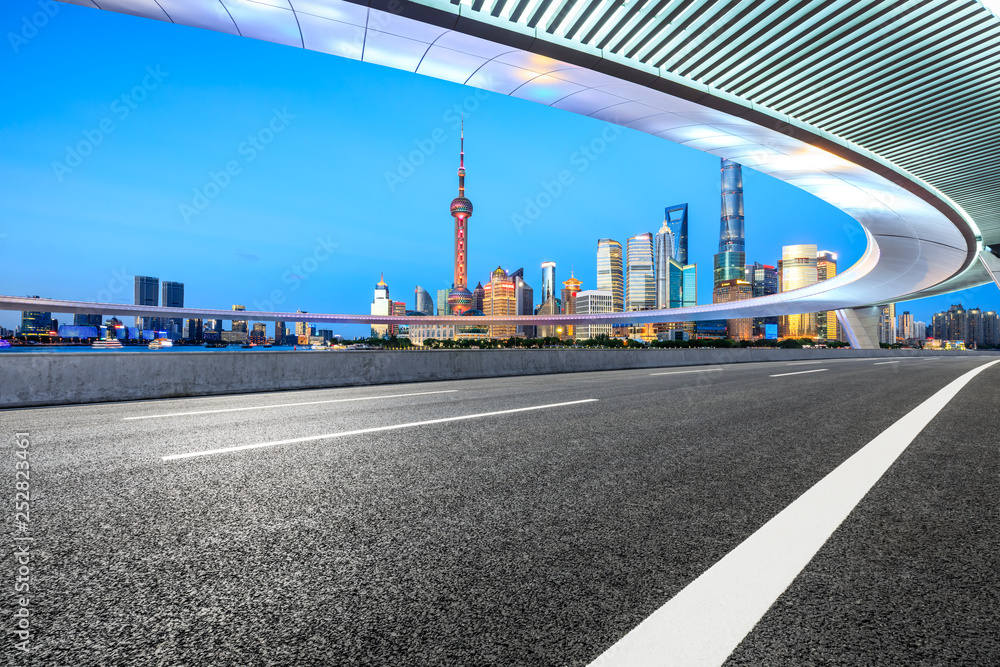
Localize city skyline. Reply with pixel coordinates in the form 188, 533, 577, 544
0, 0, 995, 338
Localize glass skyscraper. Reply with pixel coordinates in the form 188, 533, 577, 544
414, 286, 434, 316
626, 233, 655, 312
134, 275, 159, 330
596, 238, 624, 312
682, 264, 697, 308
713, 159, 746, 290
541, 261, 557, 306
747, 262, 778, 337
816, 251, 839, 341
162, 280, 184, 337
780, 244, 818, 338
664, 203, 688, 265
654, 223, 675, 309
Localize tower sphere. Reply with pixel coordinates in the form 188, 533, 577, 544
450, 197, 473, 216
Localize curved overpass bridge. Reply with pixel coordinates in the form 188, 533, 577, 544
9, 0, 1000, 347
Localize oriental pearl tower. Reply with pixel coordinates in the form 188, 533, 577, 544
447, 123, 474, 315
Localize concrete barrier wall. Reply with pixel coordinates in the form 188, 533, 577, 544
0, 348, 993, 408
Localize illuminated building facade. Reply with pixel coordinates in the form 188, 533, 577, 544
74, 313, 102, 327
898, 311, 914, 341
879, 303, 897, 344
816, 251, 840, 341
665, 203, 688, 264
574, 290, 614, 340
747, 262, 778, 337
483, 266, 516, 339
231, 305, 247, 334
447, 124, 474, 316
370, 275, 391, 338
714, 279, 753, 340
20, 305, 52, 340
561, 272, 582, 337
779, 244, 818, 338
714, 159, 746, 289
626, 233, 655, 313
596, 239, 624, 312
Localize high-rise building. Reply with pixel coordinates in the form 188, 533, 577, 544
20, 302, 52, 340
682, 264, 697, 308
182, 319, 201, 341
436, 289, 450, 316
654, 222, 675, 309
714, 159, 746, 289
561, 272, 582, 337
414, 286, 434, 316
134, 275, 159, 331
596, 238, 624, 312
74, 313, 103, 327
914, 321, 927, 340
510, 269, 535, 338
746, 262, 777, 337
541, 261, 557, 305
370, 275, 391, 337
471, 281, 485, 312
161, 281, 184, 337
536, 295, 560, 338
714, 279, 753, 340
205, 319, 222, 333
878, 303, 896, 344
815, 251, 839, 341
899, 311, 914, 341
231, 305, 247, 333
274, 320, 285, 344
295, 311, 309, 338
664, 203, 689, 264
779, 244, 818, 338
393, 301, 406, 337
447, 124, 474, 316
574, 290, 614, 340
483, 266, 516, 340
626, 233, 655, 313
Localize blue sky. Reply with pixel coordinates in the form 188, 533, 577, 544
1, 0, 996, 337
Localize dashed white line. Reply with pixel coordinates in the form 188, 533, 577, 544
785, 361, 824, 365
769, 369, 828, 377
590, 358, 1000, 667
125, 389, 459, 420
162, 398, 599, 461
873, 361, 900, 365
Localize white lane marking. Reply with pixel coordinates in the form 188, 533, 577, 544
590, 358, 1000, 667
785, 361, 824, 365
769, 369, 828, 377
649, 368, 722, 376
125, 390, 459, 420
874, 361, 899, 365
163, 399, 598, 461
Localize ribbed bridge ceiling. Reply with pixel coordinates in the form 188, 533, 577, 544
440, 0, 1000, 244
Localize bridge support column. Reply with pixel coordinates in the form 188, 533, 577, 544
836, 306, 882, 350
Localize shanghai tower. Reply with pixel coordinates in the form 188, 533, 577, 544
713, 158, 746, 289
447, 123, 474, 315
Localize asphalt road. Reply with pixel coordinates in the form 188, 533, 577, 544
3, 355, 998, 666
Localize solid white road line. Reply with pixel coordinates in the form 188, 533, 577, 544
162, 398, 598, 461
590, 358, 1000, 667
125, 390, 459, 420
769, 369, 828, 377
874, 361, 900, 365
649, 368, 722, 376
